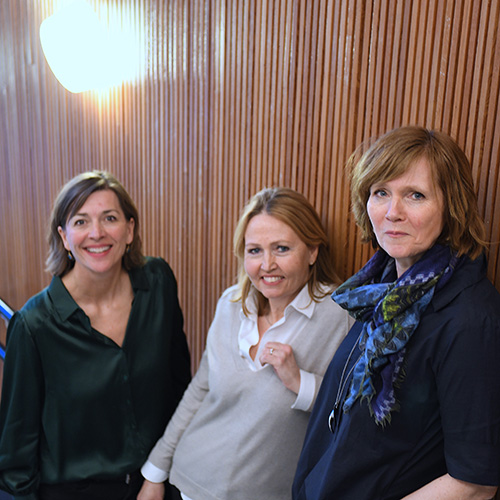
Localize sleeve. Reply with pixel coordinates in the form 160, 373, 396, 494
164, 263, 192, 406
142, 349, 210, 481
436, 300, 500, 486
0, 313, 43, 498
291, 370, 321, 412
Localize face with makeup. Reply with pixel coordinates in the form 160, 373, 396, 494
367, 157, 445, 277
58, 189, 134, 278
243, 213, 318, 313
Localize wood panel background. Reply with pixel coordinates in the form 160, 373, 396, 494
1, 0, 500, 379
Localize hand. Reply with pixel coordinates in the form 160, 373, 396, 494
137, 479, 165, 500
259, 342, 301, 394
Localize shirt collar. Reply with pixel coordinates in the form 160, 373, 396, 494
48, 264, 150, 322
48, 276, 80, 322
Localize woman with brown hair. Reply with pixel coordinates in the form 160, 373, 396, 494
0, 171, 191, 500
293, 126, 500, 499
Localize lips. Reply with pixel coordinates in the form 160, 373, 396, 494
86, 245, 112, 254
385, 231, 408, 237
262, 276, 283, 283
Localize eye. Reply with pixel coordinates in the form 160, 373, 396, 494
246, 247, 261, 255
276, 245, 290, 253
105, 215, 118, 222
411, 192, 425, 200
372, 188, 388, 198
73, 218, 86, 226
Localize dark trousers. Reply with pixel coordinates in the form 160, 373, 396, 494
38, 471, 182, 500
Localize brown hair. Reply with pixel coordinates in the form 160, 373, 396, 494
233, 187, 339, 315
349, 125, 486, 258
46, 171, 144, 276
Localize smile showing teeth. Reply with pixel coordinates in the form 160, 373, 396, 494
262, 276, 282, 283
87, 246, 111, 254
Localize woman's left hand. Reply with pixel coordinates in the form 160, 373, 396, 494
259, 342, 301, 394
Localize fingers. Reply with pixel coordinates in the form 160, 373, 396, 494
259, 342, 293, 370
264, 342, 292, 358
259, 342, 289, 366
259, 342, 301, 394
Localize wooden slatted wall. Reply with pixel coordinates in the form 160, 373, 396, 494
1, 0, 500, 377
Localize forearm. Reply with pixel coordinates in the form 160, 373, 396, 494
402, 474, 498, 500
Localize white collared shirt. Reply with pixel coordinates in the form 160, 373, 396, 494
141, 281, 353, 493
237, 284, 323, 411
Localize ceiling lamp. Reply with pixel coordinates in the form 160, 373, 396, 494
39, 1, 118, 93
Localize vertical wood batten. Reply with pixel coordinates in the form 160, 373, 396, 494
1, 0, 500, 367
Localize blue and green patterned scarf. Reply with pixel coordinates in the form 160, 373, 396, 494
332, 244, 461, 425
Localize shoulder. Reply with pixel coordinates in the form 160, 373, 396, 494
142, 256, 175, 275
204, 285, 242, 345
15, 285, 52, 323
431, 256, 500, 325
417, 257, 500, 364
220, 284, 240, 301
206, 285, 242, 327
292, 287, 353, 352
136, 257, 177, 285
19, 286, 51, 314
214, 284, 241, 311
7, 287, 51, 341
128, 258, 182, 306
313, 287, 351, 320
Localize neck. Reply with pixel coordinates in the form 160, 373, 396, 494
62, 264, 128, 305
262, 303, 285, 325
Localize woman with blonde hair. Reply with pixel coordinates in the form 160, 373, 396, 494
138, 187, 353, 500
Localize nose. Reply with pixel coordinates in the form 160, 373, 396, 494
385, 197, 404, 221
88, 221, 105, 239
261, 251, 276, 271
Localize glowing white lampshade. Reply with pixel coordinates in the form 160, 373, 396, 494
40, 1, 117, 93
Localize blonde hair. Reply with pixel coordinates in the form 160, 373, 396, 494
233, 187, 339, 316
349, 125, 486, 259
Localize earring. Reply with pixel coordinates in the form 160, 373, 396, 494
68, 251, 74, 261
125, 244, 131, 254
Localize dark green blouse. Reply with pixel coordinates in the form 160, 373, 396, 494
0, 257, 191, 499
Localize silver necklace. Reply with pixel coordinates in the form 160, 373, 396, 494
328, 330, 364, 432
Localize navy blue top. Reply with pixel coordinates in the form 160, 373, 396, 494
0, 257, 191, 499
293, 255, 500, 500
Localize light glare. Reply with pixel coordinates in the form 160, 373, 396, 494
39, 1, 139, 93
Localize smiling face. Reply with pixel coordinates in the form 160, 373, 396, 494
243, 213, 318, 314
58, 189, 134, 278
367, 157, 445, 277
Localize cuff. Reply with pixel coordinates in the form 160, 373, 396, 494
291, 369, 316, 411
141, 460, 169, 483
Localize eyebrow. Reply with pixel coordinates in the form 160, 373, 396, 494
371, 181, 430, 192
244, 240, 292, 246
71, 208, 120, 218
